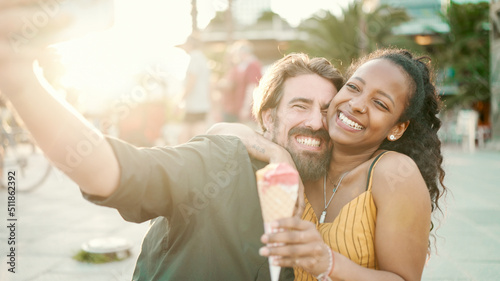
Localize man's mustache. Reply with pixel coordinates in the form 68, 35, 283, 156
288, 127, 330, 142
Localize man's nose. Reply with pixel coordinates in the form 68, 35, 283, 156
304, 109, 325, 130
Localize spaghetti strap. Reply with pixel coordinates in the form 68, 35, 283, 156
365, 151, 390, 191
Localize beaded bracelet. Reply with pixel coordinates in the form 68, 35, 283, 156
316, 246, 334, 281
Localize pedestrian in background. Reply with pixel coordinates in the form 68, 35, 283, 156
219, 40, 262, 124
177, 34, 212, 143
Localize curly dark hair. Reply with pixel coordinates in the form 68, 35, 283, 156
346, 48, 447, 241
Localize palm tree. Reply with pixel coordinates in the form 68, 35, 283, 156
289, 1, 413, 71
435, 1, 490, 107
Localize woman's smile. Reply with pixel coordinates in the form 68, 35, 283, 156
338, 111, 364, 131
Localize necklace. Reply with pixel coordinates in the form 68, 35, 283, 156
319, 171, 349, 224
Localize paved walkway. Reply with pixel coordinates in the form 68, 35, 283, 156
422, 146, 500, 280
0, 167, 149, 281
0, 145, 499, 280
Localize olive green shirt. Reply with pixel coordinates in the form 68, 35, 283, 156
84, 135, 294, 280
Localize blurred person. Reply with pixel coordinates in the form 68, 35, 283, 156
219, 40, 262, 124
118, 69, 168, 147
0, 6, 343, 279
118, 101, 166, 147
210, 48, 448, 281
177, 34, 211, 143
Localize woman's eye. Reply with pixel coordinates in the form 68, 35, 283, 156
346, 83, 359, 91
375, 100, 389, 110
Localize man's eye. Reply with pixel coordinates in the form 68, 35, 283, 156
293, 105, 306, 109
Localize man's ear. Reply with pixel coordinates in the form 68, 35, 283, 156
262, 108, 273, 133
387, 121, 410, 141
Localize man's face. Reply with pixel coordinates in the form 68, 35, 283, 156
263, 74, 337, 182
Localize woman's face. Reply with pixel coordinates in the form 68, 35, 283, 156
327, 58, 410, 148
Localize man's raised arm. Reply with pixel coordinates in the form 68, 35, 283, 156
0, 2, 119, 197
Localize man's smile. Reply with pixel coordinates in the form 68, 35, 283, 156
295, 136, 321, 148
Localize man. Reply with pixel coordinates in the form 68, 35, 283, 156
0, 4, 343, 279
220, 40, 262, 123
177, 34, 212, 143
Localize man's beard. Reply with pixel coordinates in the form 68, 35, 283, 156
271, 124, 331, 182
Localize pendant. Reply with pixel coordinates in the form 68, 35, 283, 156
319, 210, 327, 224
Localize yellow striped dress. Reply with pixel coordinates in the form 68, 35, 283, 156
294, 152, 389, 281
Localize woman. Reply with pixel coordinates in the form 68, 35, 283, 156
209, 48, 447, 281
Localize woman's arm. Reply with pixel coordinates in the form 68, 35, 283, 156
368, 152, 431, 281
207, 122, 305, 216
207, 122, 293, 165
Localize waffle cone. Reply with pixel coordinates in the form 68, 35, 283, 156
256, 163, 299, 281
256, 163, 299, 224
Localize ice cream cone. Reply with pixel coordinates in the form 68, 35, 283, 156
256, 163, 299, 281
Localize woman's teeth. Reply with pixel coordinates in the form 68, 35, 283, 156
339, 112, 363, 130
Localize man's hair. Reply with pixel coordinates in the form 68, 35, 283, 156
252, 53, 344, 132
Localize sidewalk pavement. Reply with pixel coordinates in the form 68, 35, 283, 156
0, 168, 149, 281
421, 145, 500, 280
0, 145, 499, 281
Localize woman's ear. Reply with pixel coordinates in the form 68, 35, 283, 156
387, 121, 410, 141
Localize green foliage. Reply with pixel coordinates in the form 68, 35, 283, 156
256, 10, 278, 24
435, 1, 490, 107
289, 2, 418, 72
210, 11, 228, 25
73, 250, 130, 264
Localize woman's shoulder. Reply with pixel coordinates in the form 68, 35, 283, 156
373, 150, 417, 171
369, 151, 429, 204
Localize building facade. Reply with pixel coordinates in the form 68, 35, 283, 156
202, 0, 303, 65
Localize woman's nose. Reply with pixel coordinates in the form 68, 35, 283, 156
349, 97, 367, 114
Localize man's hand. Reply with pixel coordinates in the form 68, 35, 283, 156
0, 1, 121, 198
0, 0, 70, 61
0, 0, 71, 95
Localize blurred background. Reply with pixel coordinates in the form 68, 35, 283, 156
35, 0, 499, 151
